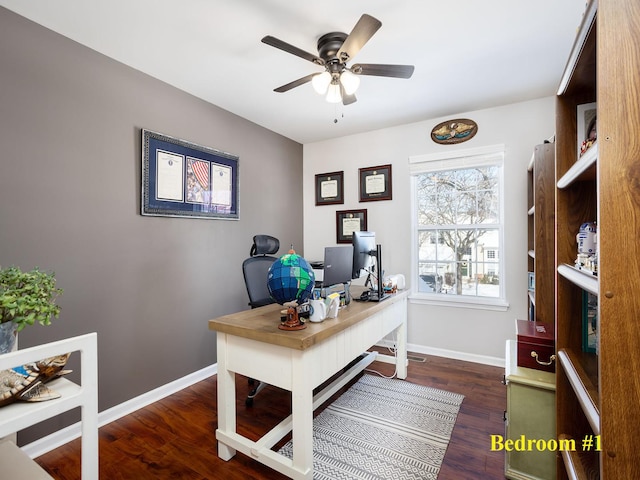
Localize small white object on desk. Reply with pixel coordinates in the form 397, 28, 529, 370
385, 274, 405, 290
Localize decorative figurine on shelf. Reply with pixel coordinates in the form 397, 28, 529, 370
575, 222, 598, 275
0, 353, 72, 408
579, 116, 597, 157
267, 246, 315, 331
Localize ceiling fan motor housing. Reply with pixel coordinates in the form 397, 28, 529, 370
317, 32, 348, 62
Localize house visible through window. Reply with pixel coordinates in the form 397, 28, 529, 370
410, 145, 505, 306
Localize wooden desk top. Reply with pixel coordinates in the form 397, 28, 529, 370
208, 288, 409, 351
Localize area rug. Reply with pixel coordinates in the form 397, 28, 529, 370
278, 374, 465, 480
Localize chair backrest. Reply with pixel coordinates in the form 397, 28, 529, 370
242, 235, 280, 308
250, 234, 279, 257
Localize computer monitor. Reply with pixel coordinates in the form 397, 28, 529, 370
352, 231, 390, 302
322, 246, 353, 287
351, 231, 376, 279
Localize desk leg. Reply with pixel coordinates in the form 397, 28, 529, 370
396, 316, 408, 380
216, 333, 237, 461
291, 353, 314, 480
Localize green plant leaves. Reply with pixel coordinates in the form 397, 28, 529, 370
0, 267, 63, 331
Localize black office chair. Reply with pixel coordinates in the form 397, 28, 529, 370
241, 234, 279, 406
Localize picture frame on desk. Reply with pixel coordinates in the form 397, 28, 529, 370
577, 102, 597, 159
582, 291, 597, 354
336, 209, 367, 244
141, 129, 239, 220
315, 171, 344, 206
359, 164, 392, 202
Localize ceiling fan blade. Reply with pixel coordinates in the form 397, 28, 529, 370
342, 93, 357, 105
351, 63, 415, 79
336, 14, 382, 62
261, 36, 324, 66
340, 83, 357, 105
273, 73, 318, 93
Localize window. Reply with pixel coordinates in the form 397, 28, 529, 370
410, 145, 506, 308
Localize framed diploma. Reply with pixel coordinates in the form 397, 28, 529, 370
315, 171, 344, 206
141, 129, 239, 220
336, 209, 368, 244
359, 164, 392, 202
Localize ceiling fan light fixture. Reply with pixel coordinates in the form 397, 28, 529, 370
312, 71, 331, 95
263, 14, 415, 106
339, 70, 360, 95
326, 82, 342, 103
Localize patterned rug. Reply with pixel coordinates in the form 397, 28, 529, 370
278, 374, 464, 480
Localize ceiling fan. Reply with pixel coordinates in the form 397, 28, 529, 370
261, 14, 414, 105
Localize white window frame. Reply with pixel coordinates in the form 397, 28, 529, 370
409, 144, 509, 311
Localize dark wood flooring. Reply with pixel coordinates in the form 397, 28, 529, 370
36, 350, 507, 479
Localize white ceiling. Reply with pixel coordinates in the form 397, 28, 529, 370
0, 1, 585, 144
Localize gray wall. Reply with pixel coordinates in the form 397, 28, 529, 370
0, 7, 303, 442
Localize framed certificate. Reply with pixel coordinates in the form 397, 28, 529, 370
336, 209, 367, 244
359, 164, 392, 202
141, 129, 239, 220
315, 171, 344, 206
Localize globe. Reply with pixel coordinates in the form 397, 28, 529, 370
267, 250, 315, 306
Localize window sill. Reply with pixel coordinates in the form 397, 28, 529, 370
409, 292, 510, 311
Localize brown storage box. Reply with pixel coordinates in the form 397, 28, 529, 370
516, 319, 555, 373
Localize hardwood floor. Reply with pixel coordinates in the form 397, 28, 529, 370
36, 351, 507, 479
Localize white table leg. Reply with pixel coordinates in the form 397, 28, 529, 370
396, 314, 408, 380
81, 333, 99, 479
216, 333, 237, 460
291, 352, 314, 480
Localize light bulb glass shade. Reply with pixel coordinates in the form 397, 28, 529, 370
339, 70, 360, 95
326, 83, 342, 103
311, 72, 331, 95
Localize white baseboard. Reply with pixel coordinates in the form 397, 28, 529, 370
22, 364, 217, 459
376, 339, 505, 368
24, 344, 503, 459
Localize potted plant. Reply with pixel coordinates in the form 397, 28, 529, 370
0, 266, 63, 353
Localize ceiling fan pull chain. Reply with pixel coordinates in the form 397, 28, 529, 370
333, 104, 344, 124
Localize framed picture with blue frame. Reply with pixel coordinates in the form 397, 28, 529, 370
141, 129, 239, 220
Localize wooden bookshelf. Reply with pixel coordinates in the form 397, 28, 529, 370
554, 0, 640, 478
527, 142, 555, 325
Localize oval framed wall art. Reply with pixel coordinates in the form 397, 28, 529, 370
431, 119, 478, 145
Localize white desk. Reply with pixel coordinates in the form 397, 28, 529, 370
208, 289, 408, 480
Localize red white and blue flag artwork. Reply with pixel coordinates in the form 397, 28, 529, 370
189, 158, 210, 190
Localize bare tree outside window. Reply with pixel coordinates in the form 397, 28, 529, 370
416, 165, 502, 298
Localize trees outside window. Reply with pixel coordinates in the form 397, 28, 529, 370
413, 154, 504, 302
